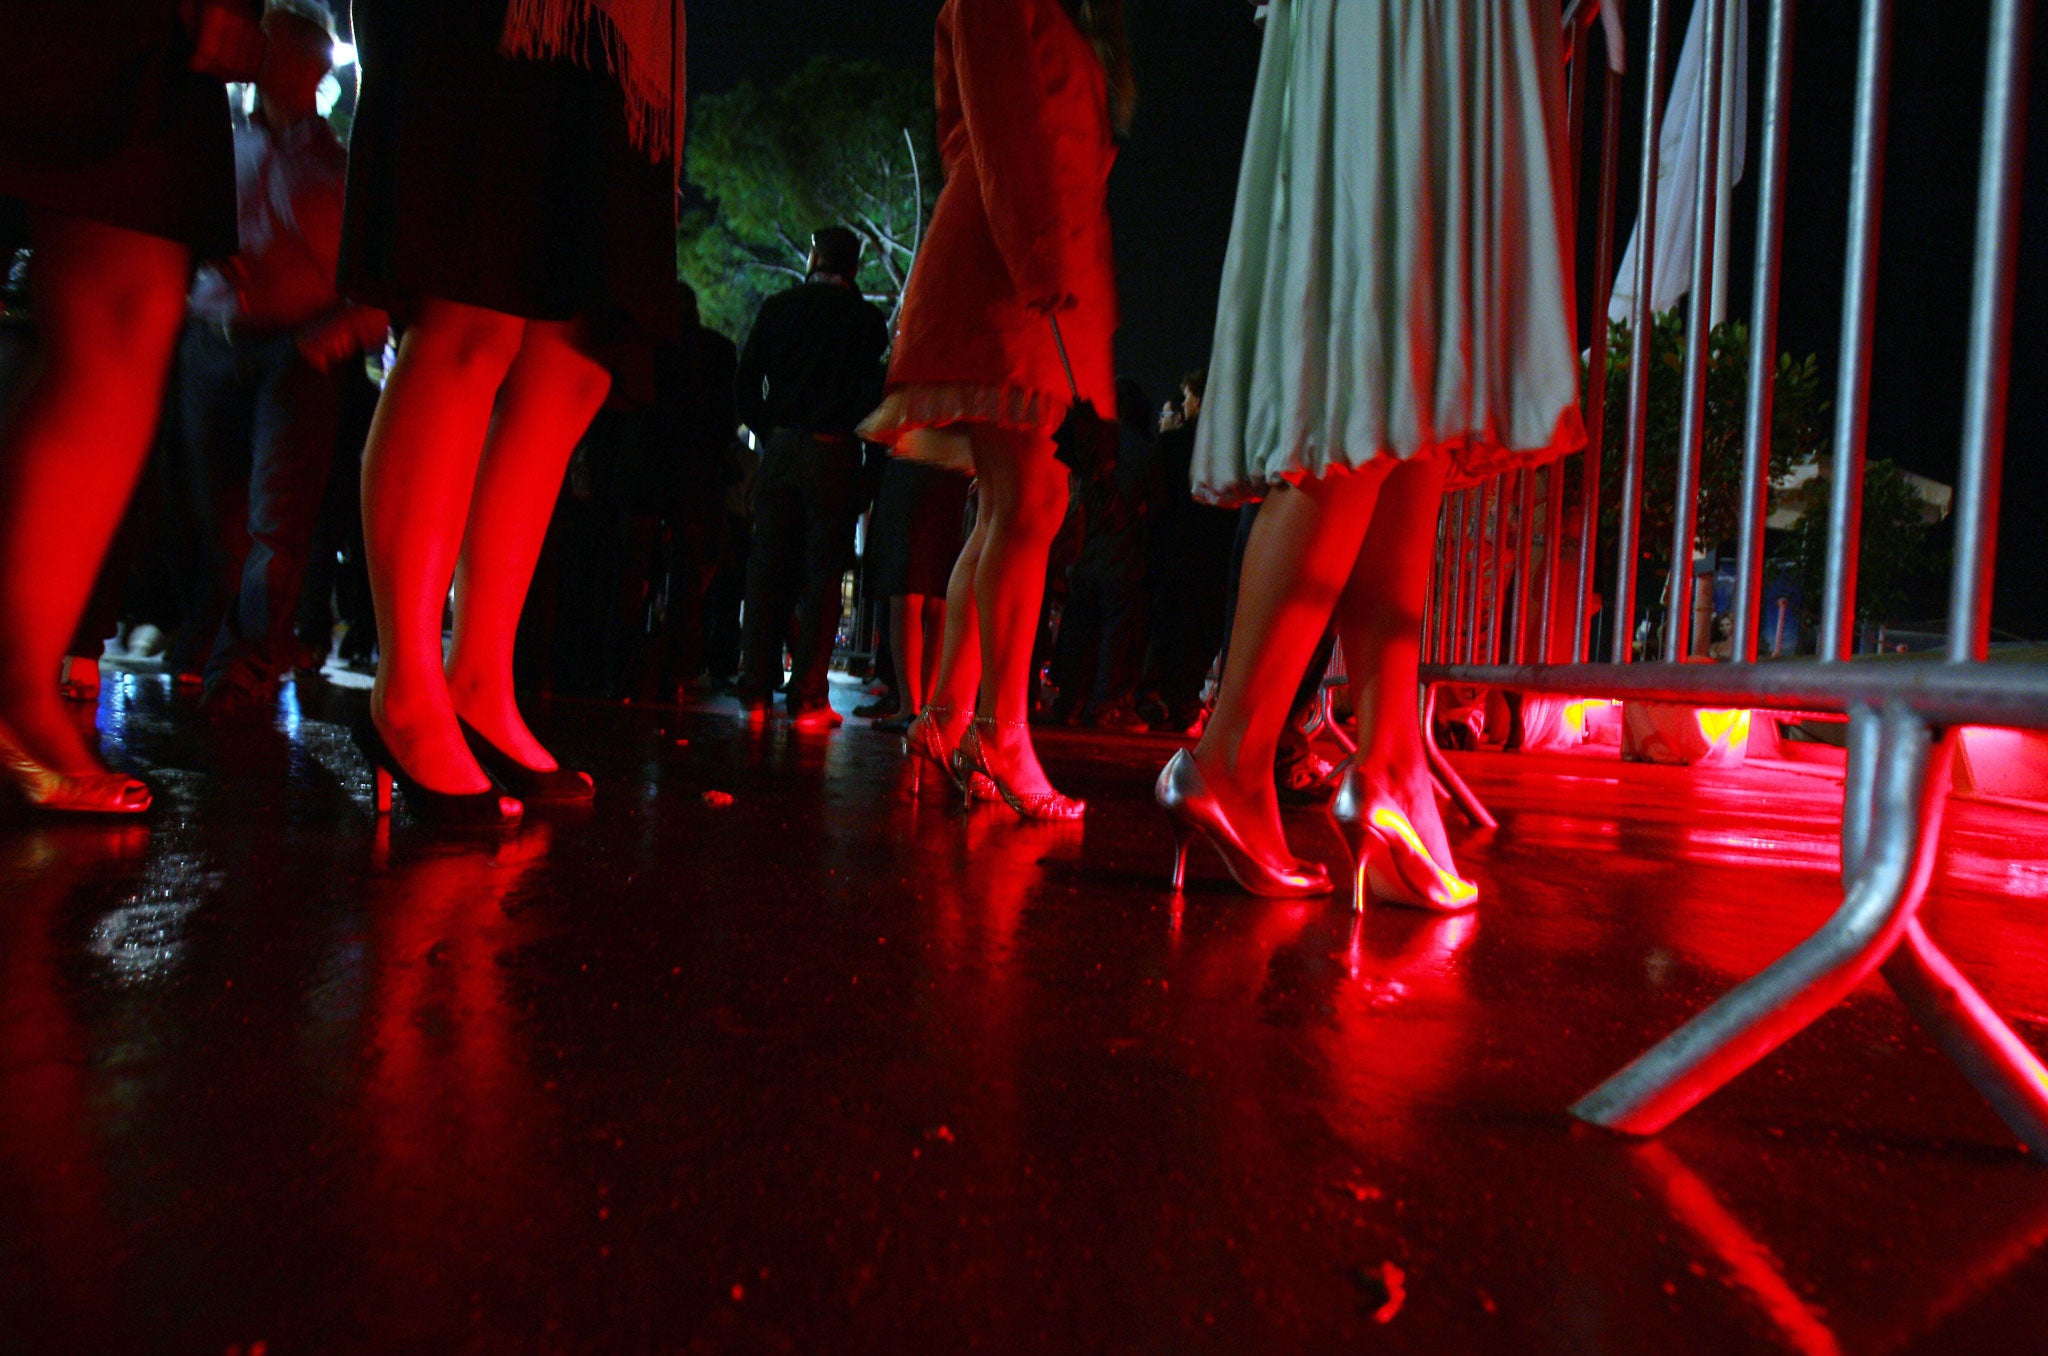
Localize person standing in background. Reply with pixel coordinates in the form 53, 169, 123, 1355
181, 0, 388, 720
731, 226, 890, 731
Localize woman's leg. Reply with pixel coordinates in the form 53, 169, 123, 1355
893, 593, 940, 714
0, 212, 189, 773
964, 424, 1069, 796
445, 320, 612, 769
360, 297, 526, 792
1333, 458, 1456, 864
1190, 462, 1391, 861
924, 512, 985, 741
918, 596, 945, 703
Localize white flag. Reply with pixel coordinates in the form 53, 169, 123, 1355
1610, 0, 1750, 327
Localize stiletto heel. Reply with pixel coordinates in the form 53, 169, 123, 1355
0, 717, 151, 814
1328, 762, 1478, 913
958, 718, 1085, 821
904, 707, 1001, 804
456, 716, 595, 804
1170, 820, 1197, 891
351, 719, 521, 826
1154, 749, 1329, 897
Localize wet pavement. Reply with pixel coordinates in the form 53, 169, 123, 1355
5, 670, 2048, 1354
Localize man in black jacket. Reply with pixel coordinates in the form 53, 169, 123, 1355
732, 226, 889, 728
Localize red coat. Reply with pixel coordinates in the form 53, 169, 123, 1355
869, 0, 1119, 442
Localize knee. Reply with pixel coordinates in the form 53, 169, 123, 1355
1003, 459, 1070, 542
44, 273, 186, 374
407, 304, 526, 380
555, 357, 611, 413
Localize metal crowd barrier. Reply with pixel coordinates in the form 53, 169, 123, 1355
1413, 0, 2048, 1155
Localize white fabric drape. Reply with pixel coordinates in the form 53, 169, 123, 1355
1608, 0, 1750, 326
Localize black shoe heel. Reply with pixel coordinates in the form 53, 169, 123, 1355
351, 721, 522, 826
456, 717, 595, 804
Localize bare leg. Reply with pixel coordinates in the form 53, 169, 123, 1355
918, 595, 945, 703
925, 501, 986, 746
890, 595, 925, 714
0, 212, 189, 773
360, 298, 525, 794
445, 320, 611, 770
1191, 462, 1391, 862
1333, 459, 1457, 865
965, 424, 1069, 797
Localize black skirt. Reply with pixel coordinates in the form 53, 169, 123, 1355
339, 0, 677, 341
869, 459, 971, 599
0, 0, 236, 256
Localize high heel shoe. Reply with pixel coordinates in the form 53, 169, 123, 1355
0, 717, 151, 814
1154, 749, 1329, 897
351, 719, 522, 826
955, 718, 1085, 821
1327, 763, 1478, 913
456, 716, 595, 804
903, 707, 999, 803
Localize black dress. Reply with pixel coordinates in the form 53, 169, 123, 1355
0, 0, 236, 256
339, 0, 677, 341
869, 459, 971, 599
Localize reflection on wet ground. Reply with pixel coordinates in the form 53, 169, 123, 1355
5, 672, 2048, 1351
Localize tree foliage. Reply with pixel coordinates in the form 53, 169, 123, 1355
1595, 309, 1828, 563
680, 56, 938, 340
1777, 459, 1943, 630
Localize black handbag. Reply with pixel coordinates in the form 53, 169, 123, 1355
1049, 316, 1119, 478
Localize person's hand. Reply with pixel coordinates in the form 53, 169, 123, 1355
179, 0, 264, 82
1027, 292, 1079, 317
295, 315, 360, 373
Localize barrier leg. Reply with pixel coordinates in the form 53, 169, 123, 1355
1421, 684, 1498, 830
1574, 703, 1949, 1134
1884, 919, 2048, 1158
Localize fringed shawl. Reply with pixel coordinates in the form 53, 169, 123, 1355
501, 0, 687, 182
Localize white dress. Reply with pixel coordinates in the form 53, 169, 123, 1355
1192, 0, 1585, 506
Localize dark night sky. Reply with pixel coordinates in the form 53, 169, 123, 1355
683, 0, 2047, 638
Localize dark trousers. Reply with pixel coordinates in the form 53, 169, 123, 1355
174, 322, 343, 694
296, 362, 378, 661
701, 512, 749, 686
606, 511, 724, 700
737, 430, 861, 707
1142, 505, 1236, 716
1053, 570, 1147, 713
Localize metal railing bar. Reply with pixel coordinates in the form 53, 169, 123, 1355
1818, 0, 1895, 662
1576, 43, 1627, 665
1613, 0, 1670, 664
1732, 0, 1796, 666
1513, 468, 1538, 664
1489, 474, 1514, 665
1946, 0, 2032, 665
1453, 487, 1475, 665
1664, 0, 1725, 664
1541, 464, 1566, 664
1418, 660, 2048, 733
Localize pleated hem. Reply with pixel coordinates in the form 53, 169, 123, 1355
858, 382, 1065, 473
1192, 404, 1587, 508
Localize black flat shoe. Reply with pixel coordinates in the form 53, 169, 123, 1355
351, 720, 523, 825
456, 716, 596, 804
